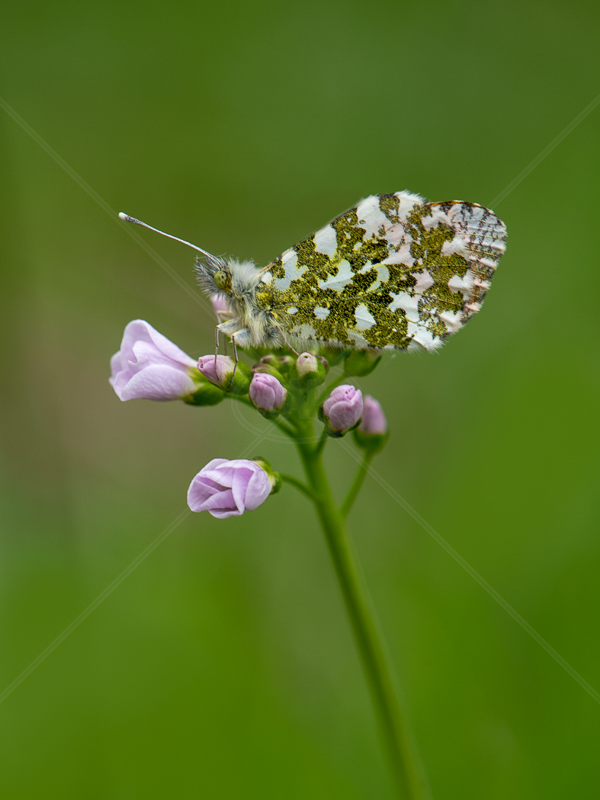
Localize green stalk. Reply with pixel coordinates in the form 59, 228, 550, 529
294, 424, 426, 800
340, 449, 373, 518
279, 473, 313, 500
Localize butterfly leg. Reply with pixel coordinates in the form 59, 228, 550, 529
214, 324, 221, 372
214, 322, 234, 369
284, 340, 301, 357
213, 321, 253, 391
275, 330, 300, 357
215, 323, 244, 391
228, 334, 239, 392
215, 311, 233, 356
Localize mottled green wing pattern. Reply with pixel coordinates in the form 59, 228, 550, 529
255, 192, 507, 351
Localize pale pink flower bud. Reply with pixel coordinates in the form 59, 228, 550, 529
249, 373, 287, 412
210, 294, 230, 319
321, 385, 363, 434
353, 395, 389, 453
294, 352, 327, 387
197, 355, 251, 394
109, 320, 197, 401
358, 396, 387, 435
197, 354, 235, 384
187, 458, 273, 519
296, 352, 319, 377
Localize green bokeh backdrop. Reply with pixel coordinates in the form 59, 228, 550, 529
1, 2, 599, 797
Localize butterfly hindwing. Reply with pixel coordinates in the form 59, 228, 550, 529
256, 192, 507, 351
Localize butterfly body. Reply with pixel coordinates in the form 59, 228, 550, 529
200, 191, 507, 354
119, 191, 507, 355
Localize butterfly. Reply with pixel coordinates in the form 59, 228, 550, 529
120, 191, 506, 360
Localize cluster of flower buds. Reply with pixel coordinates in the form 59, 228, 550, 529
110, 319, 388, 517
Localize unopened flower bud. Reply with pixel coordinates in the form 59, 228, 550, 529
255, 354, 280, 370
277, 355, 296, 372
353, 395, 389, 452
343, 349, 382, 377
197, 355, 251, 395
295, 352, 328, 388
210, 294, 230, 319
319, 384, 363, 437
187, 458, 277, 519
252, 355, 285, 383
249, 373, 287, 419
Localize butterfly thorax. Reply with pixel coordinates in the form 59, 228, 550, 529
214, 259, 283, 348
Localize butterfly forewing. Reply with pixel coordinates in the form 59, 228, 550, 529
256, 192, 506, 351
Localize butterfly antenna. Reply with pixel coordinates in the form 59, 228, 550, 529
118, 212, 217, 261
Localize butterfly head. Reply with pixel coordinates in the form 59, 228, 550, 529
213, 269, 230, 291
194, 254, 232, 296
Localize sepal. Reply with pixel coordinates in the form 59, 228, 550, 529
318, 407, 362, 438
343, 350, 382, 377
252, 457, 281, 494
183, 377, 226, 406
352, 428, 389, 453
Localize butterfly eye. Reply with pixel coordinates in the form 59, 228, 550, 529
213, 270, 229, 290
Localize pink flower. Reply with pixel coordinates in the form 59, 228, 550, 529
110, 320, 197, 401
249, 373, 287, 412
197, 355, 235, 385
187, 458, 273, 519
358, 396, 387, 435
321, 384, 363, 434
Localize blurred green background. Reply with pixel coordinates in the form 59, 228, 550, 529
1, 1, 599, 797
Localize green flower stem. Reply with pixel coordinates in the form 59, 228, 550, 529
279, 473, 314, 500
229, 395, 297, 438
229, 394, 254, 407
340, 449, 373, 518
272, 418, 298, 438
295, 425, 425, 800
314, 427, 329, 457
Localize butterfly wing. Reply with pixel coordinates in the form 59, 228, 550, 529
256, 192, 507, 351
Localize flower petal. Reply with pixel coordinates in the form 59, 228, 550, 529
123, 320, 196, 367
230, 464, 253, 511
243, 467, 272, 510
119, 364, 196, 401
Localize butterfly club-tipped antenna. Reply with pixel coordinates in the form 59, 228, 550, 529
118, 213, 224, 273
119, 213, 240, 391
